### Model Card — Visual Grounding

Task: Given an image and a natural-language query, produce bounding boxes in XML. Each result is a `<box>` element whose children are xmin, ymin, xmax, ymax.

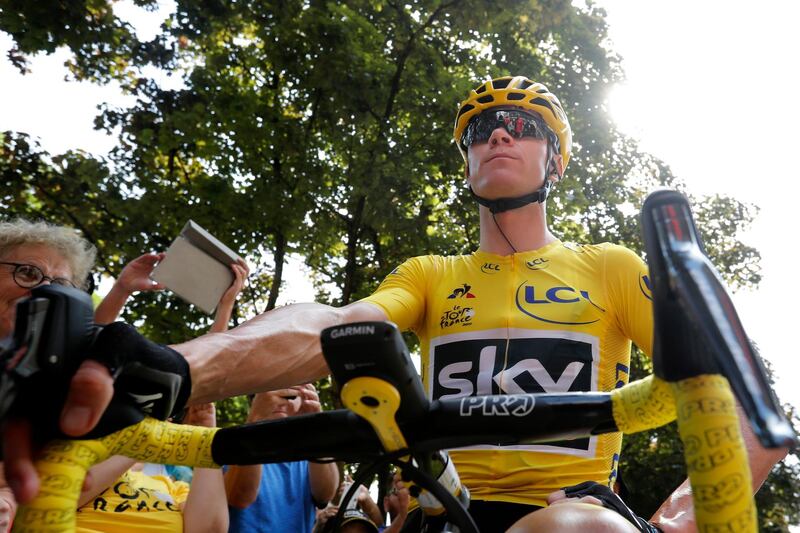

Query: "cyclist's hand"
<box><xmin>648</xmin><ymin>502</ymin><xmax>695</xmax><ymax>533</ymax></box>
<box><xmin>116</xmin><ymin>253</ymin><xmax>166</xmax><ymax>294</ymax></box>
<box><xmin>2</xmin><ymin>359</ymin><xmax>114</xmax><ymax>504</ymax></box>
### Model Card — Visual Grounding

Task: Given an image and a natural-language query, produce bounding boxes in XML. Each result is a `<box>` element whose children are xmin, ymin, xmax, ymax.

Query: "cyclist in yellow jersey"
<box><xmin>6</xmin><ymin>77</ymin><xmax>788</xmax><ymax>532</ymax></box>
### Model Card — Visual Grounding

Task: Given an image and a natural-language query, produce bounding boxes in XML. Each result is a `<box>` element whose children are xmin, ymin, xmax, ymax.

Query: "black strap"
<box><xmin>469</xmin><ymin>180</ymin><xmax>552</xmax><ymax>214</ymax></box>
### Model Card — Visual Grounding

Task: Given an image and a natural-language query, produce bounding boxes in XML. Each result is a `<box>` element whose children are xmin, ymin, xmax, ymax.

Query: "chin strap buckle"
<box><xmin>470</xmin><ymin>180</ymin><xmax>552</xmax><ymax>214</ymax></box>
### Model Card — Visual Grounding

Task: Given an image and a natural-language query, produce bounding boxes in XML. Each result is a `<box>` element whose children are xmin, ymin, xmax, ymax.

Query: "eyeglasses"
<box><xmin>0</xmin><ymin>261</ymin><xmax>77</xmax><ymax>289</ymax></box>
<box><xmin>461</xmin><ymin>108</ymin><xmax>554</xmax><ymax>149</ymax></box>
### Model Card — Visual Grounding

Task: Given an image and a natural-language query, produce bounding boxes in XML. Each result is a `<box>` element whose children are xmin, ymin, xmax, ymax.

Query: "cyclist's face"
<box><xmin>0</xmin><ymin>244</ymin><xmax>73</xmax><ymax>338</ymax></box>
<box><xmin>466</xmin><ymin>125</ymin><xmax>552</xmax><ymax>200</ymax></box>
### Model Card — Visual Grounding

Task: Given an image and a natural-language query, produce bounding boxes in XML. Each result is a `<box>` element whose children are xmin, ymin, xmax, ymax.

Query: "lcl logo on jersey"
<box><xmin>431</xmin><ymin>334</ymin><xmax>596</xmax><ymax>452</ymax></box>
<box><xmin>481</xmin><ymin>262</ymin><xmax>501</xmax><ymax>274</ymax></box>
<box><xmin>514</xmin><ymin>282</ymin><xmax>605</xmax><ymax>325</ymax></box>
<box><xmin>525</xmin><ymin>257</ymin><xmax>549</xmax><ymax>271</ymax></box>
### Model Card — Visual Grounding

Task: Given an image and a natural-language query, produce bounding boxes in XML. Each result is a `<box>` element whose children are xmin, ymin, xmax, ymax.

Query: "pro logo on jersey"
<box><xmin>515</xmin><ymin>282</ymin><xmax>605</xmax><ymax>325</ymax></box>
<box><xmin>447</xmin><ymin>283</ymin><xmax>476</xmax><ymax>299</ymax></box>
<box><xmin>430</xmin><ymin>330</ymin><xmax>599</xmax><ymax>455</ymax></box>
<box><xmin>481</xmin><ymin>262</ymin><xmax>501</xmax><ymax>274</ymax></box>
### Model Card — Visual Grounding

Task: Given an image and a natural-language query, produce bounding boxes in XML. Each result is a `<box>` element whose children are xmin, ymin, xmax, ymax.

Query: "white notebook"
<box><xmin>150</xmin><ymin>221</ymin><xmax>242</xmax><ymax>314</ymax></box>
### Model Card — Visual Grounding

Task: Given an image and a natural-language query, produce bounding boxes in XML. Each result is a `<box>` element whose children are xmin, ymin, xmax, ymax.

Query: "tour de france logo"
<box><xmin>440</xmin><ymin>305</ymin><xmax>475</xmax><ymax>328</ymax></box>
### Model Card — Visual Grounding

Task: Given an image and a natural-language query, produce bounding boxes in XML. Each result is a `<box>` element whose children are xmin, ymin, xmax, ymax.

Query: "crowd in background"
<box><xmin>0</xmin><ymin>217</ymin><xmax>409</xmax><ymax>533</ymax></box>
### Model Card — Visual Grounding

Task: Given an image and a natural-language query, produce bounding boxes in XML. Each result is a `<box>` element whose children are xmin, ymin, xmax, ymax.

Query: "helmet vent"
<box><xmin>477</xmin><ymin>95</ymin><xmax>494</xmax><ymax>104</ymax></box>
<box><xmin>493</xmin><ymin>78</ymin><xmax>511</xmax><ymax>89</ymax></box>
<box><xmin>475</xmin><ymin>85</ymin><xmax>488</xmax><ymax>94</ymax></box>
<box><xmin>456</xmin><ymin>104</ymin><xmax>475</xmax><ymax>121</ymax></box>
<box><xmin>531</xmin><ymin>97</ymin><xmax>555</xmax><ymax>114</ymax></box>
<box><xmin>507</xmin><ymin>92</ymin><xmax>525</xmax><ymax>101</ymax></box>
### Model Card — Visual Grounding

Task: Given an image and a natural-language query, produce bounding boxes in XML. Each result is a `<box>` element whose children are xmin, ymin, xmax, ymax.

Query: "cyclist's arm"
<box><xmin>177</xmin><ymin>301</ymin><xmax>387</xmax><ymax>404</ymax></box>
<box><xmin>650</xmin><ymin>402</ymin><xmax>789</xmax><ymax>531</ymax></box>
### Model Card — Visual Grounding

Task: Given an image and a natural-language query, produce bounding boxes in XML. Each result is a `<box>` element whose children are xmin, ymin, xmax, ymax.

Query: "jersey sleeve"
<box><xmin>603</xmin><ymin>245</ymin><xmax>654</xmax><ymax>356</ymax></box>
<box><xmin>359</xmin><ymin>256</ymin><xmax>429</xmax><ymax>333</ymax></box>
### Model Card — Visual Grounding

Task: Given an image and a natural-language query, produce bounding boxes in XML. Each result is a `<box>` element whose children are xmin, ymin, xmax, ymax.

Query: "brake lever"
<box><xmin>0</xmin><ymin>286</ymin><xmax>100</xmax><ymax>440</ymax></box>
<box><xmin>641</xmin><ymin>188</ymin><xmax>796</xmax><ymax>448</ymax></box>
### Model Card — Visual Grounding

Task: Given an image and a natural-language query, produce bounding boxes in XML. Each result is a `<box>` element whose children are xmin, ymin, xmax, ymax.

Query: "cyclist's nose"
<box><xmin>489</xmin><ymin>127</ymin><xmax>513</xmax><ymax>145</ymax></box>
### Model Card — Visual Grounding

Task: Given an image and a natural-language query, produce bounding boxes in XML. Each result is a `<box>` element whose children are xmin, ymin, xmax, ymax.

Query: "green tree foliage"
<box><xmin>1</xmin><ymin>0</ymin><xmax>796</xmax><ymax>527</ymax></box>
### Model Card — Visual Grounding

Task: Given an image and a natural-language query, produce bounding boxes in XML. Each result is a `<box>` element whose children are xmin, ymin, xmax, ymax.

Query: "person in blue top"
<box><xmin>224</xmin><ymin>385</ymin><xmax>339</xmax><ymax>532</ymax></box>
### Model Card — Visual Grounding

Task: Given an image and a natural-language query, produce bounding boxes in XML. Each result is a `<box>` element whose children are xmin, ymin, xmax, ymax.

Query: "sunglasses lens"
<box><xmin>462</xmin><ymin>109</ymin><xmax>547</xmax><ymax>148</ymax></box>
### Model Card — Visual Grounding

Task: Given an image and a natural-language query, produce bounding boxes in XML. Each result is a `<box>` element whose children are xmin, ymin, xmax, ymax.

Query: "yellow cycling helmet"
<box><xmin>454</xmin><ymin>76</ymin><xmax>572</xmax><ymax>171</ymax></box>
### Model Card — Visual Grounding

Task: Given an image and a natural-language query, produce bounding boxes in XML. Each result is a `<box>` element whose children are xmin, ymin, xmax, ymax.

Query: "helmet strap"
<box><xmin>469</xmin><ymin>182</ymin><xmax>551</xmax><ymax>214</ymax></box>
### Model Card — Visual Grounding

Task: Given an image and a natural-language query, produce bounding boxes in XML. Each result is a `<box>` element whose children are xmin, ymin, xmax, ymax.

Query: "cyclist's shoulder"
<box><xmin>558</xmin><ymin>241</ymin><xmax>644</xmax><ymax>265</ymax></box>
<box><xmin>396</xmin><ymin>253</ymin><xmax>476</xmax><ymax>270</ymax></box>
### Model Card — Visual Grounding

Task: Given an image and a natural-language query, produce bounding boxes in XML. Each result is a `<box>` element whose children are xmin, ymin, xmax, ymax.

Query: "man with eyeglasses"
<box><xmin>4</xmin><ymin>78</ymin><xmax>787</xmax><ymax>532</ymax></box>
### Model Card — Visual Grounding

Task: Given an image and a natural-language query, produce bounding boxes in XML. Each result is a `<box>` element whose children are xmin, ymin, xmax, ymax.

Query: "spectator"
<box><xmin>0</xmin><ymin>218</ymin><xmax>97</xmax><ymax>531</ymax></box>
<box><xmin>312</xmin><ymin>475</ymin><xmax>408</xmax><ymax>533</ymax></box>
<box><xmin>72</xmin><ymin>249</ymin><xmax>248</xmax><ymax>532</ymax></box>
<box><xmin>75</xmin><ymin>402</ymin><xmax>227</xmax><ymax>532</ymax></box>
<box><xmin>225</xmin><ymin>385</ymin><xmax>339</xmax><ymax>532</ymax></box>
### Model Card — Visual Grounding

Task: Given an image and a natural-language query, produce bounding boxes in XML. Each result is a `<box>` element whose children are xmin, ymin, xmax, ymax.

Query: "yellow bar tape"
<box><xmin>670</xmin><ymin>375</ymin><xmax>756</xmax><ymax>533</ymax></box>
<box><xmin>610</xmin><ymin>374</ymin><xmax>677</xmax><ymax>433</ymax></box>
<box><xmin>13</xmin><ymin>418</ymin><xmax>219</xmax><ymax>533</ymax></box>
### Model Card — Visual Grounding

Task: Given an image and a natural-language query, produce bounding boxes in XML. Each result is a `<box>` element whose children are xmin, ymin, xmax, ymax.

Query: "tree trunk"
<box><xmin>266</xmin><ymin>230</ymin><xmax>287</xmax><ymax>311</ymax></box>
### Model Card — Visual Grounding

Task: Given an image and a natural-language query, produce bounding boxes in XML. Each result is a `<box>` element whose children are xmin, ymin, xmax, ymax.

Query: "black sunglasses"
<box><xmin>461</xmin><ymin>108</ymin><xmax>553</xmax><ymax>149</ymax></box>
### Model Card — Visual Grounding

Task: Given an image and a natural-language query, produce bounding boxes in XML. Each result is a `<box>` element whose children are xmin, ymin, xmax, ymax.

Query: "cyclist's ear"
<box><xmin>548</xmin><ymin>154</ymin><xmax>564</xmax><ymax>183</ymax></box>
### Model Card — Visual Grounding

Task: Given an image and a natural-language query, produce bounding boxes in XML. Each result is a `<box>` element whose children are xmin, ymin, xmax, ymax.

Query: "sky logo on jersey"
<box><xmin>431</xmin><ymin>334</ymin><xmax>595</xmax><ymax>452</ymax></box>
<box><xmin>639</xmin><ymin>274</ymin><xmax>652</xmax><ymax>301</ymax></box>
<box><xmin>480</xmin><ymin>262</ymin><xmax>501</xmax><ymax>274</ymax></box>
<box><xmin>514</xmin><ymin>282</ymin><xmax>605</xmax><ymax>325</ymax></box>
<box><xmin>447</xmin><ymin>283</ymin><xmax>476</xmax><ymax>299</ymax></box>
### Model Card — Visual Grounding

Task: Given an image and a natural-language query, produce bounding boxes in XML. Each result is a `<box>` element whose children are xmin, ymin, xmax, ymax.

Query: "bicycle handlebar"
<box><xmin>14</xmin><ymin>372</ymin><xmax>747</xmax><ymax>532</ymax></box>
<box><xmin>9</xmin><ymin>190</ymin><xmax>797</xmax><ymax>532</ymax></box>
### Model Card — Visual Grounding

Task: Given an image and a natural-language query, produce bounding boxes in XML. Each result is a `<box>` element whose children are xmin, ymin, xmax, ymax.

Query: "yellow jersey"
<box><xmin>361</xmin><ymin>240</ymin><xmax>654</xmax><ymax>506</ymax></box>
<box><xmin>76</xmin><ymin>468</ymin><xmax>190</xmax><ymax>533</ymax></box>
